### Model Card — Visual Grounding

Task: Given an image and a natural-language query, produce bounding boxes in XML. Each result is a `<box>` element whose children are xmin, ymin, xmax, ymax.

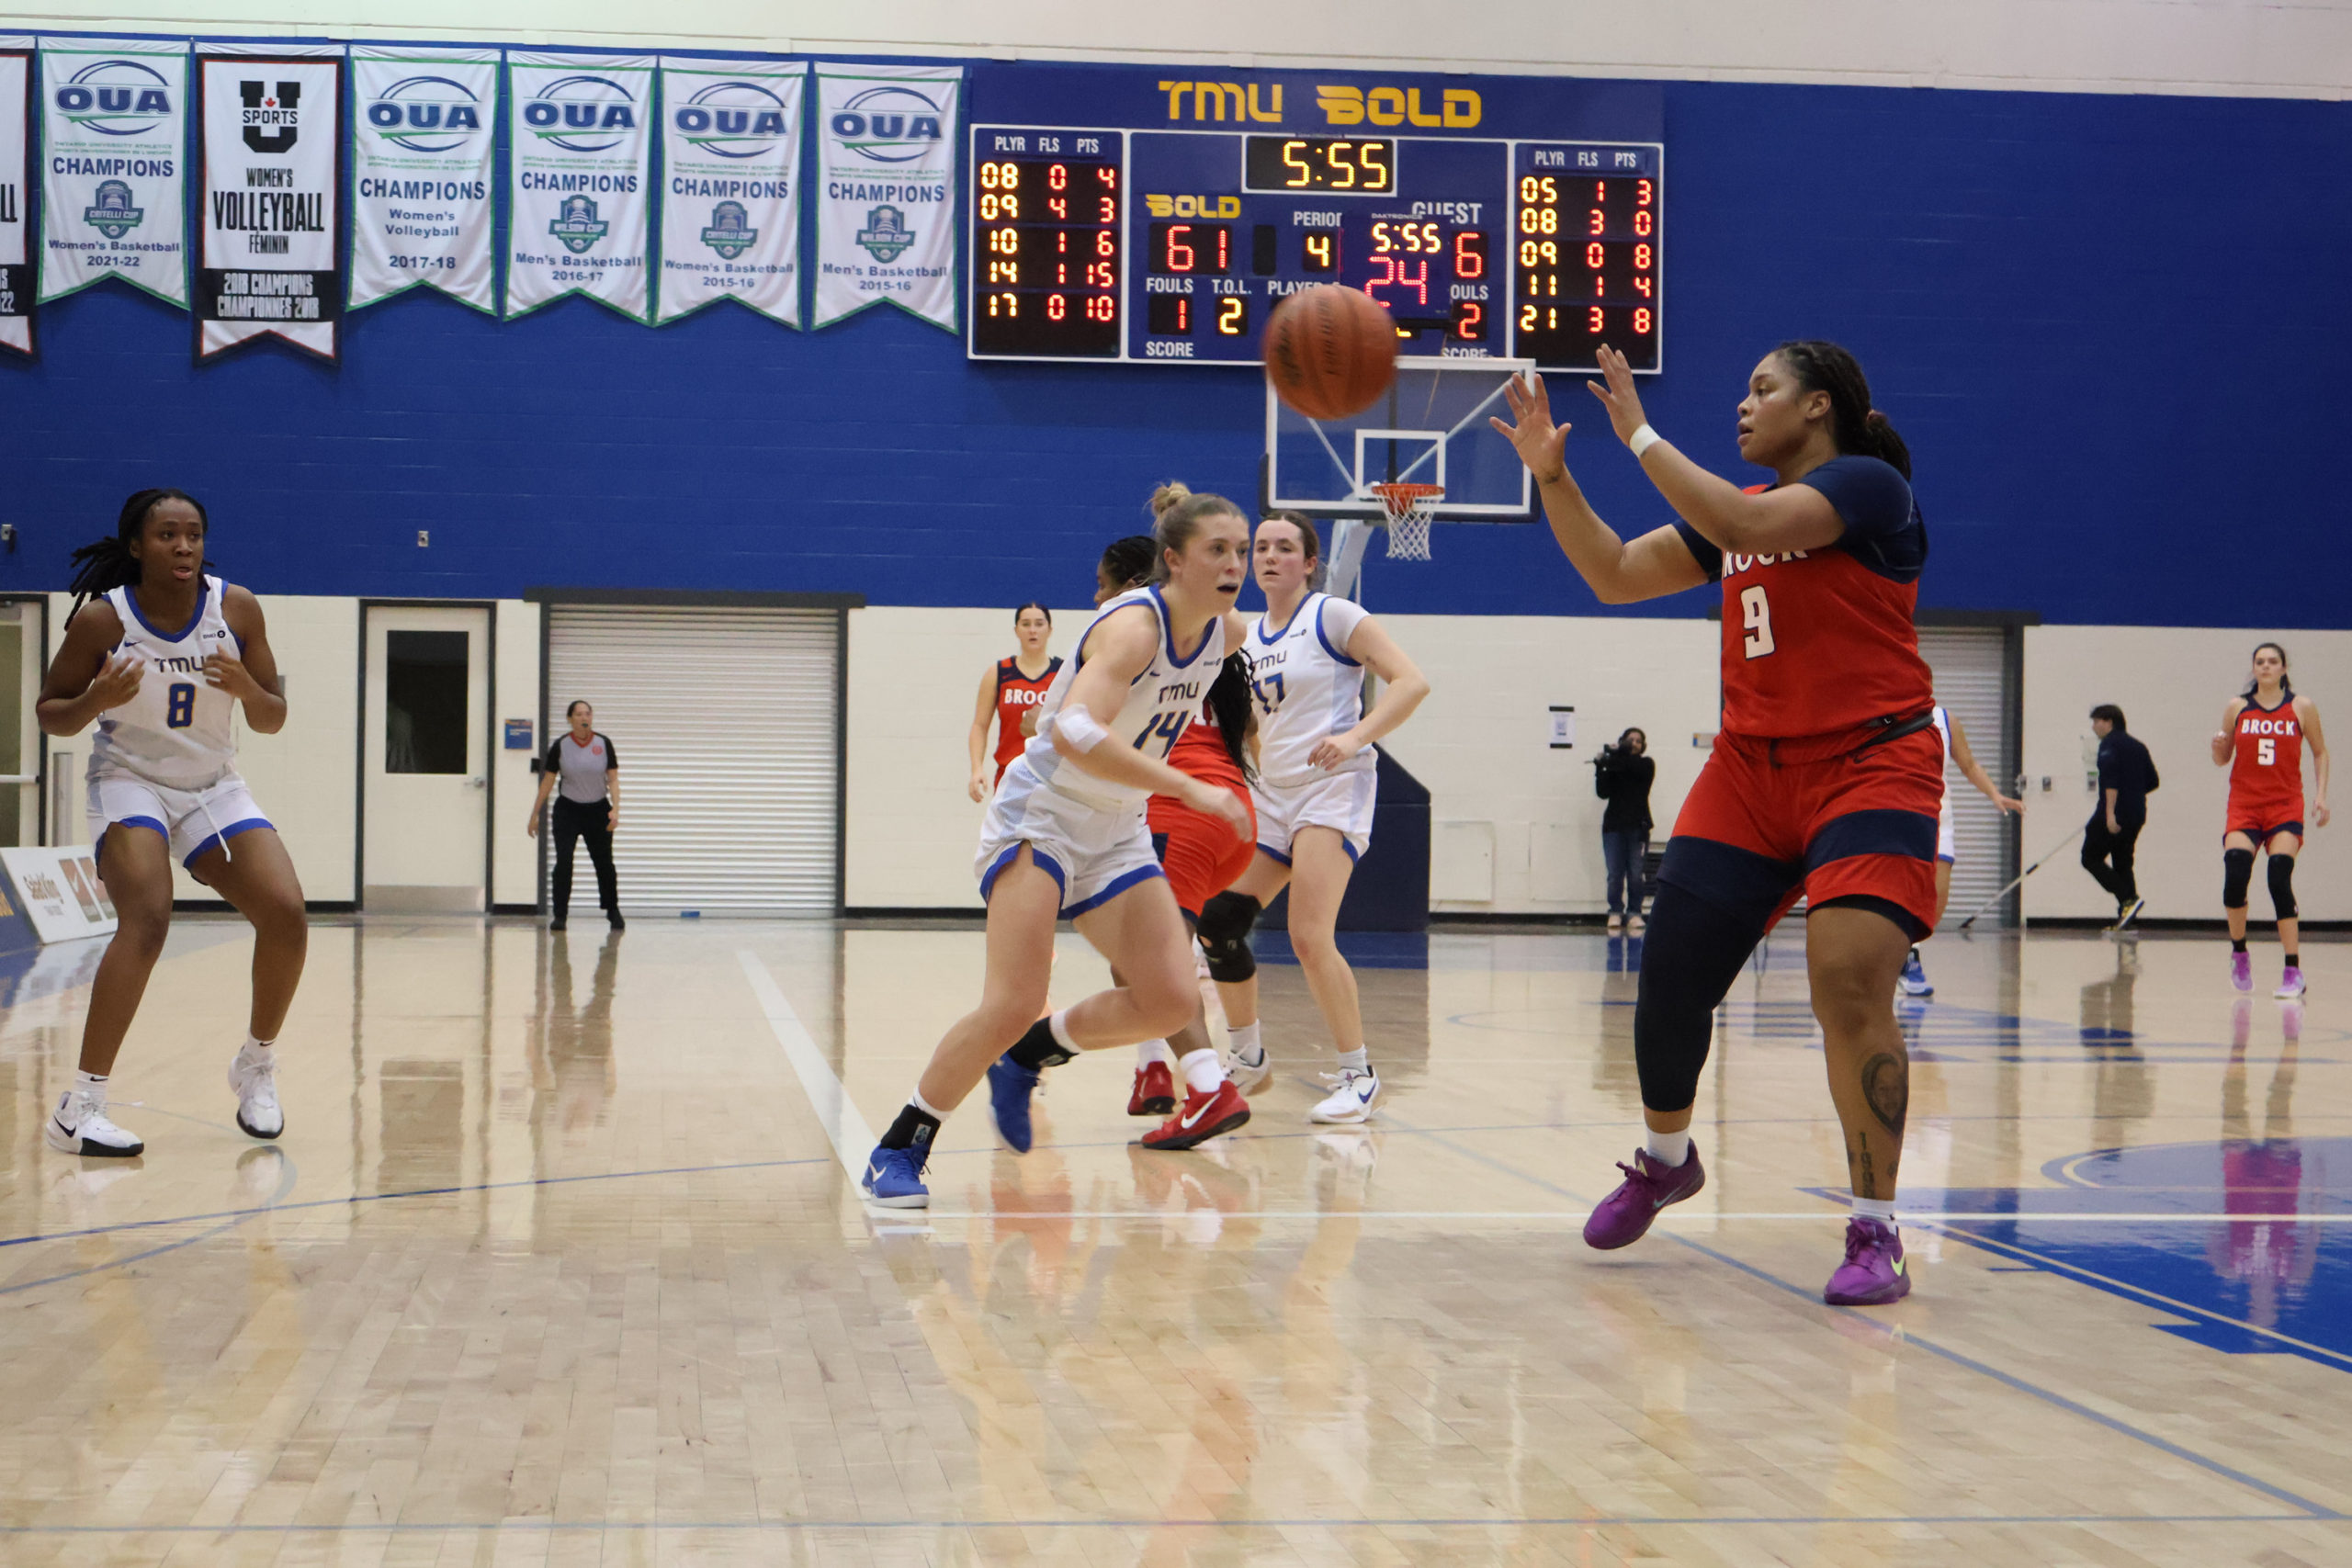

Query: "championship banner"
<box><xmin>350</xmin><ymin>45</ymin><xmax>498</xmax><ymax>313</ymax></box>
<box><xmin>37</xmin><ymin>37</ymin><xmax>188</xmax><ymax>309</ymax></box>
<box><xmin>0</xmin><ymin>42</ymin><xmax>33</xmax><ymax>355</ymax></box>
<box><xmin>505</xmin><ymin>51</ymin><xmax>653</xmax><ymax>322</ymax></box>
<box><xmin>811</xmin><ymin>62</ymin><xmax>958</xmax><ymax>332</ymax></box>
<box><xmin>196</xmin><ymin>51</ymin><xmax>343</xmax><ymax>360</ymax></box>
<box><xmin>655</xmin><ymin>56</ymin><xmax>803</xmax><ymax>328</ymax></box>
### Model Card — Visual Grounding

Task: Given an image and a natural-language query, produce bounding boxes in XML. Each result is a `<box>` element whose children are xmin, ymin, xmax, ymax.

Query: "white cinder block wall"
<box><xmin>2020</xmin><ymin>626</ymin><xmax>2346</xmax><ymax>924</ymax></box>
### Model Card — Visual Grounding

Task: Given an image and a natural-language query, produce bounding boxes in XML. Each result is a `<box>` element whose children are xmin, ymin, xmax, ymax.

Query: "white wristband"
<box><xmin>1628</xmin><ymin>423</ymin><xmax>1663</xmax><ymax>458</ymax></box>
<box><xmin>1048</xmin><ymin>707</ymin><xmax>1108</xmax><ymax>753</ymax></box>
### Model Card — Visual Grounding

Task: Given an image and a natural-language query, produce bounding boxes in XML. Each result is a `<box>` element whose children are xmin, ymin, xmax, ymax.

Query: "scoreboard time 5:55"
<box><xmin>964</xmin><ymin>63</ymin><xmax>1665</xmax><ymax>373</ymax></box>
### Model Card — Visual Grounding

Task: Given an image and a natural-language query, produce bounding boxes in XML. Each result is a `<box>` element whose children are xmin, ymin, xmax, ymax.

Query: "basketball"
<box><xmin>1261</xmin><ymin>285</ymin><xmax>1398</xmax><ymax>421</ymax></box>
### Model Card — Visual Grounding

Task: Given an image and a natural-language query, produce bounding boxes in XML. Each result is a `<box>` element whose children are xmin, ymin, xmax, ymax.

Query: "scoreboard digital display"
<box><xmin>967</xmin><ymin>107</ymin><xmax>1660</xmax><ymax>372</ymax></box>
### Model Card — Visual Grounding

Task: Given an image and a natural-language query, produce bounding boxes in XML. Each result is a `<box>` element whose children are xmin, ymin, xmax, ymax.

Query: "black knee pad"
<box><xmin>1634</xmin><ymin>883</ymin><xmax>1766</xmax><ymax>1114</ymax></box>
<box><xmin>2268</xmin><ymin>853</ymin><xmax>2298</xmax><ymax>921</ymax></box>
<box><xmin>1195</xmin><ymin>892</ymin><xmax>1261</xmax><ymax>982</ymax></box>
<box><xmin>2223</xmin><ymin>847</ymin><xmax>2256</xmax><ymax>909</ymax></box>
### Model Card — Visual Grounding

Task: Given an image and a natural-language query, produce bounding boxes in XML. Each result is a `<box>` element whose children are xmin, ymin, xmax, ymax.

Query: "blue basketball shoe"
<box><xmin>861</xmin><ymin>1140</ymin><xmax>931</xmax><ymax>1208</ymax></box>
<box><xmin>988</xmin><ymin>1055</ymin><xmax>1041</xmax><ymax>1154</ymax></box>
<box><xmin>1898</xmin><ymin>946</ymin><xmax>1933</xmax><ymax>998</ymax></box>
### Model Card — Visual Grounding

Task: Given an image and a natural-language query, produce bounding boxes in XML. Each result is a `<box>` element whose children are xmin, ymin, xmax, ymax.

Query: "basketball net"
<box><xmin>1369</xmin><ymin>482</ymin><xmax>1442</xmax><ymax>562</ymax></box>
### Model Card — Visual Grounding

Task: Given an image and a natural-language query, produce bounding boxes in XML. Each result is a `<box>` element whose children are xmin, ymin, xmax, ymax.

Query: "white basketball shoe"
<box><xmin>46</xmin><ymin>1086</ymin><xmax>144</xmax><ymax>1156</ymax></box>
<box><xmin>229</xmin><ymin>1041</ymin><xmax>284</xmax><ymax>1140</ymax></box>
<box><xmin>1308</xmin><ymin>1066</ymin><xmax>1381</xmax><ymax>1124</ymax></box>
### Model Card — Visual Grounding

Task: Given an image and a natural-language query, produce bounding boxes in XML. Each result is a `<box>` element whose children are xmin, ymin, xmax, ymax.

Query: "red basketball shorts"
<box><xmin>1148</xmin><ymin>794</ymin><xmax>1259</xmax><ymax>919</ymax></box>
<box><xmin>1660</xmin><ymin>725</ymin><xmax>1943</xmax><ymax>939</ymax></box>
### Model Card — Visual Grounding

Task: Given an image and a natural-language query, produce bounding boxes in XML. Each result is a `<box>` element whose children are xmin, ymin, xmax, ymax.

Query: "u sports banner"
<box><xmin>506</xmin><ymin>51</ymin><xmax>652</xmax><ymax>321</ymax></box>
<box><xmin>196</xmin><ymin>51</ymin><xmax>343</xmax><ymax>360</ymax></box>
<box><xmin>656</xmin><ymin>56</ymin><xmax>804</xmax><ymax>327</ymax></box>
<box><xmin>811</xmin><ymin>62</ymin><xmax>958</xmax><ymax>332</ymax></box>
<box><xmin>38</xmin><ymin>37</ymin><xmax>188</xmax><ymax>309</ymax></box>
<box><xmin>0</xmin><ymin>42</ymin><xmax>32</xmax><ymax>355</ymax></box>
<box><xmin>349</xmin><ymin>45</ymin><xmax>498</xmax><ymax>313</ymax></box>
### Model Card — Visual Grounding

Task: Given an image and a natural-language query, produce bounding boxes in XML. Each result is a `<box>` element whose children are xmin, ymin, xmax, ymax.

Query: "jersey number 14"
<box><xmin>1740</xmin><ymin>586</ymin><xmax>1775</xmax><ymax>660</ymax></box>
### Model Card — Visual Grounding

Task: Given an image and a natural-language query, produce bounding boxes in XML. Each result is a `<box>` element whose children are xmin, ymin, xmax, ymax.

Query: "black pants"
<box><xmin>552</xmin><ymin>795</ymin><xmax>619</xmax><ymax>914</ymax></box>
<box><xmin>2081</xmin><ymin>812</ymin><xmax>2143</xmax><ymax>906</ymax></box>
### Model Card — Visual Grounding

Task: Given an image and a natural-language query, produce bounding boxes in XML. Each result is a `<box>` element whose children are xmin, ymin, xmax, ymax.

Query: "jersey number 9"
<box><xmin>165</xmin><ymin>682</ymin><xmax>197</xmax><ymax>728</ymax></box>
<box><xmin>1739</xmin><ymin>586</ymin><xmax>1776</xmax><ymax>660</ymax></box>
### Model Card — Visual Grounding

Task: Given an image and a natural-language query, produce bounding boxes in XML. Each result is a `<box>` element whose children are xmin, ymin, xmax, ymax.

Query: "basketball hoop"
<box><xmin>1370</xmin><ymin>482</ymin><xmax>1442</xmax><ymax>561</ymax></box>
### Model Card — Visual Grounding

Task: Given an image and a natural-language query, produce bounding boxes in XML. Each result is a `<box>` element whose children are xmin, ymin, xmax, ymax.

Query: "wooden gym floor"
<box><xmin>0</xmin><ymin>916</ymin><xmax>2344</xmax><ymax>1565</ymax></box>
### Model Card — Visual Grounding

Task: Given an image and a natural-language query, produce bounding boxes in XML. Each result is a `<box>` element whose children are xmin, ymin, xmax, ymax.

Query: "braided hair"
<box><xmin>1770</xmin><ymin>341</ymin><xmax>1911</xmax><ymax>479</ymax></box>
<box><xmin>1098</xmin><ymin>535</ymin><xmax>1158</xmax><ymax>593</ymax></box>
<box><xmin>1202</xmin><ymin>651</ymin><xmax>1256</xmax><ymax>783</ymax></box>
<box><xmin>66</xmin><ymin>488</ymin><xmax>209</xmax><ymax>623</ymax></box>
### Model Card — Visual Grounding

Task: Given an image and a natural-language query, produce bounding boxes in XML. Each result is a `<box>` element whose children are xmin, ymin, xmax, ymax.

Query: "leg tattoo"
<box><xmin>1860</xmin><ymin>1052</ymin><xmax>1909</xmax><ymax>1138</ymax></box>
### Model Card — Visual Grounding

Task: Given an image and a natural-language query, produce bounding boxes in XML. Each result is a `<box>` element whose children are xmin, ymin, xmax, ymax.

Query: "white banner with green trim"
<box><xmin>505</xmin><ymin>51</ymin><xmax>652</xmax><ymax>321</ymax></box>
<box><xmin>38</xmin><ymin>37</ymin><xmax>189</xmax><ymax>308</ymax></box>
<box><xmin>350</xmin><ymin>45</ymin><xmax>499</xmax><ymax>313</ymax></box>
<box><xmin>811</xmin><ymin>62</ymin><xmax>957</xmax><ymax>332</ymax></box>
<box><xmin>655</xmin><ymin>56</ymin><xmax>804</xmax><ymax>327</ymax></box>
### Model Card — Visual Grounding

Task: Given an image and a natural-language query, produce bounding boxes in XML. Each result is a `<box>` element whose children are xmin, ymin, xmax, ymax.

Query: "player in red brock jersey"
<box><xmin>2211</xmin><ymin>641</ymin><xmax>2330</xmax><ymax>998</ymax></box>
<box><xmin>1493</xmin><ymin>341</ymin><xmax>1938</xmax><ymax>1306</ymax></box>
<box><xmin>968</xmin><ymin>603</ymin><xmax>1062</xmax><ymax>800</ymax></box>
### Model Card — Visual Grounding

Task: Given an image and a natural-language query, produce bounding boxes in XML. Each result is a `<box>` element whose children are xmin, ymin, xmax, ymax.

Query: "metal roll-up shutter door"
<box><xmin>1918</xmin><ymin>626</ymin><xmax>2017</xmax><ymax>926</ymax></box>
<box><xmin>546</xmin><ymin>606</ymin><xmax>840</xmax><ymax>915</ymax></box>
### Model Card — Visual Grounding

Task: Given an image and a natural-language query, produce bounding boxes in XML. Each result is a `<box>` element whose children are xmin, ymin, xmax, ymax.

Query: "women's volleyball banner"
<box><xmin>811</xmin><ymin>62</ymin><xmax>958</xmax><ymax>332</ymax></box>
<box><xmin>350</xmin><ymin>46</ymin><xmax>498</xmax><ymax>313</ymax></box>
<box><xmin>506</xmin><ymin>51</ymin><xmax>653</xmax><ymax>322</ymax></box>
<box><xmin>655</xmin><ymin>57</ymin><xmax>804</xmax><ymax>327</ymax></box>
<box><xmin>38</xmin><ymin>37</ymin><xmax>189</xmax><ymax>309</ymax></box>
<box><xmin>0</xmin><ymin>43</ymin><xmax>33</xmax><ymax>355</ymax></box>
<box><xmin>195</xmin><ymin>51</ymin><xmax>344</xmax><ymax>360</ymax></box>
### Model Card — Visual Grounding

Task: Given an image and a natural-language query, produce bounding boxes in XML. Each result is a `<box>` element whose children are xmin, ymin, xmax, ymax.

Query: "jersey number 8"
<box><xmin>165</xmin><ymin>682</ymin><xmax>197</xmax><ymax>729</ymax></box>
<box><xmin>1740</xmin><ymin>586</ymin><xmax>1776</xmax><ymax>660</ymax></box>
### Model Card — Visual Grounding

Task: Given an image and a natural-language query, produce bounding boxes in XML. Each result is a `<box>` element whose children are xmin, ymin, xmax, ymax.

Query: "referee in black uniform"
<box><xmin>528</xmin><ymin>700</ymin><xmax>625</xmax><ymax>931</ymax></box>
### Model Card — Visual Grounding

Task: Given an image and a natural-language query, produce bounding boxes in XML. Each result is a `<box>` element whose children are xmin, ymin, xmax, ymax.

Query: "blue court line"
<box><xmin>0</xmin><ymin>1511</ymin><xmax>2327</xmax><ymax>1536</ymax></box>
<box><xmin>1370</xmin><ymin>1100</ymin><xmax>2343</xmax><ymax>1522</ymax></box>
<box><xmin>2</xmin><ymin>1147</ymin><xmax>301</xmax><ymax>1299</ymax></box>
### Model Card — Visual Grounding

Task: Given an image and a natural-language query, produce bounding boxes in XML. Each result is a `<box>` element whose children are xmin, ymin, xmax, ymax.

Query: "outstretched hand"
<box><xmin>1585</xmin><ymin>344</ymin><xmax>1650</xmax><ymax>444</ymax></box>
<box><xmin>1488</xmin><ymin>373</ymin><xmax>1569</xmax><ymax>484</ymax></box>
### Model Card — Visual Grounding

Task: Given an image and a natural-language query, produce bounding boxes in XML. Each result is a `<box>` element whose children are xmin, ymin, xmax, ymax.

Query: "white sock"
<box><xmin>1227</xmin><ymin>1021</ymin><xmax>1263</xmax><ymax>1064</ymax></box>
<box><xmin>243</xmin><ymin>1033</ymin><xmax>274</xmax><ymax>1055</ymax></box>
<box><xmin>1852</xmin><ymin>1196</ymin><xmax>1897</xmax><ymax>1224</ymax></box>
<box><xmin>1645</xmin><ymin>1127</ymin><xmax>1691</xmax><ymax>1167</ymax></box>
<box><xmin>910</xmin><ymin>1088</ymin><xmax>947</xmax><ymax>1120</ymax></box>
<box><xmin>1136</xmin><ymin>1038</ymin><xmax>1174</xmax><ymax>1069</ymax></box>
<box><xmin>74</xmin><ymin>1068</ymin><xmax>108</xmax><ymax>1094</ymax></box>
<box><xmin>1046</xmin><ymin>1008</ymin><xmax>1079</xmax><ymax>1053</ymax></box>
<box><xmin>1337</xmin><ymin>1047</ymin><xmax>1369</xmax><ymax>1076</ymax></box>
<box><xmin>1179</xmin><ymin>1047</ymin><xmax>1225</xmax><ymax>1095</ymax></box>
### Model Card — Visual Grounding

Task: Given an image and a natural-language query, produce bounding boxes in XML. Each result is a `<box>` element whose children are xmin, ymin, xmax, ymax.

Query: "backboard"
<box><xmin>1265</xmin><ymin>356</ymin><xmax>1535</xmax><ymax>521</ymax></box>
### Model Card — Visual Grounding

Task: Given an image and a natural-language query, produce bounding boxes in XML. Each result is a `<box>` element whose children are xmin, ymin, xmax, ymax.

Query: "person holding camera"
<box><xmin>1596</xmin><ymin>728</ymin><xmax>1656</xmax><ymax>933</ymax></box>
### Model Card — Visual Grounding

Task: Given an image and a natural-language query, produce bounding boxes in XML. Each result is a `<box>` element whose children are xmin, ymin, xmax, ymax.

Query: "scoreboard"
<box><xmin>965</xmin><ymin>72</ymin><xmax>1663</xmax><ymax>374</ymax></box>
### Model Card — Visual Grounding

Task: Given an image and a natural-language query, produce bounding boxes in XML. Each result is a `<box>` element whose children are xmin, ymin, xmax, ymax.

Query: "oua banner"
<box><xmin>811</xmin><ymin>62</ymin><xmax>957</xmax><ymax>332</ymax></box>
<box><xmin>0</xmin><ymin>41</ymin><xmax>33</xmax><ymax>355</ymax></box>
<box><xmin>654</xmin><ymin>56</ymin><xmax>804</xmax><ymax>327</ymax></box>
<box><xmin>349</xmin><ymin>45</ymin><xmax>499</xmax><ymax>313</ymax></box>
<box><xmin>38</xmin><ymin>36</ymin><xmax>189</xmax><ymax>309</ymax></box>
<box><xmin>194</xmin><ymin>47</ymin><xmax>344</xmax><ymax>360</ymax></box>
<box><xmin>505</xmin><ymin>51</ymin><xmax>653</xmax><ymax>321</ymax></box>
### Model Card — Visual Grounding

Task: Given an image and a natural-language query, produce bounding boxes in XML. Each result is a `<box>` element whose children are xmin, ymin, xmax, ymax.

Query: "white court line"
<box><xmin>902</xmin><ymin>1210</ymin><xmax>2352</xmax><ymax>1224</ymax></box>
<box><xmin>737</xmin><ymin>950</ymin><xmax>875</xmax><ymax>1187</ymax></box>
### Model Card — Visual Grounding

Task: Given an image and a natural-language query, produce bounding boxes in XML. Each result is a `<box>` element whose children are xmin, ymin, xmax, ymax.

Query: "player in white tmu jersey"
<box><xmin>1200</xmin><ymin>513</ymin><xmax>1430</xmax><ymax>1124</ymax></box>
<box><xmin>861</xmin><ymin>494</ymin><xmax>1255</xmax><ymax>1208</ymax></box>
<box><xmin>36</xmin><ymin>490</ymin><xmax>308</xmax><ymax>1157</ymax></box>
<box><xmin>1897</xmin><ymin>703</ymin><xmax>2023</xmax><ymax>998</ymax></box>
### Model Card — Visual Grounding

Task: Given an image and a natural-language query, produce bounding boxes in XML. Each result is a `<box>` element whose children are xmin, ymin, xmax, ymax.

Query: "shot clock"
<box><xmin>965</xmin><ymin>116</ymin><xmax>1659</xmax><ymax>371</ymax></box>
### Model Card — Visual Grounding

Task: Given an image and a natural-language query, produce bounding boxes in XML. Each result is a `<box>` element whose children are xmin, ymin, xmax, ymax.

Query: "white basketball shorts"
<box><xmin>1253</xmin><ymin>766</ymin><xmax>1378</xmax><ymax>864</ymax></box>
<box><xmin>976</xmin><ymin>759</ymin><xmax>1167</xmax><ymax>917</ymax></box>
<box><xmin>1937</xmin><ymin>794</ymin><xmax>1957</xmax><ymax>863</ymax></box>
<box><xmin>89</xmin><ymin>767</ymin><xmax>274</xmax><ymax>876</ymax></box>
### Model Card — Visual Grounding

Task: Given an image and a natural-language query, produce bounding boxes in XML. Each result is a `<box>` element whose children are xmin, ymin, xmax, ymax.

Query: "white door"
<box><xmin>364</xmin><ymin>605</ymin><xmax>490</xmax><ymax>911</ymax></box>
<box><xmin>1918</xmin><ymin>626</ymin><xmax>2018</xmax><ymax>926</ymax></box>
<box><xmin>0</xmin><ymin>598</ymin><xmax>43</xmax><ymax>846</ymax></box>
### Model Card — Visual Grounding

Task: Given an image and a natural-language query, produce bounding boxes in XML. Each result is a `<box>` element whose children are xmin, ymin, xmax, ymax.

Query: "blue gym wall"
<box><xmin>2</xmin><ymin>69</ymin><xmax>2341</xmax><ymax>626</ymax></box>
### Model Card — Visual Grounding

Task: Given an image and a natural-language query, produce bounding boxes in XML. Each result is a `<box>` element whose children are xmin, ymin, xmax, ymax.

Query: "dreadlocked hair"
<box><xmin>1770</xmin><ymin>340</ymin><xmax>1911</xmax><ymax>479</ymax></box>
<box><xmin>1149</xmin><ymin>491</ymin><xmax>1246</xmax><ymax>583</ymax></box>
<box><xmin>1099</xmin><ymin>535</ymin><xmax>1159</xmax><ymax>593</ymax></box>
<box><xmin>67</xmin><ymin>488</ymin><xmax>209</xmax><ymax>624</ymax></box>
<box><xmin>1203</xmin><ymin>651</ymin><xmax>1256</xmax><ymax>784</ymax></box>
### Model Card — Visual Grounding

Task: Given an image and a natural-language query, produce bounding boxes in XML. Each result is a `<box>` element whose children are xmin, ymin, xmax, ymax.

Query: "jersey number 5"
<box><xmin>2258</xmin><ymin>737</ymin><xmax>2277</xmax><ymax>765</ymax></box>
<box><xmin>165</xmin><ymin>682</ymin><xmax>196</xmax><ymax>728</ymax></box>
<box><xmin>1740</xmin><ymin>585</ymin><xmax>1776</xmax><ymax>660</ymax></box>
